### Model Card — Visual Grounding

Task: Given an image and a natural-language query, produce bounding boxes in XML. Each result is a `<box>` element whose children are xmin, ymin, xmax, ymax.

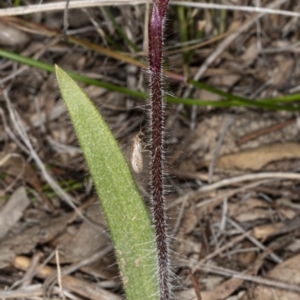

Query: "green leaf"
<box><xmin>55</xmin><ymin>66</ymin><xmax>159</xmax><ymax>300</ymax></box>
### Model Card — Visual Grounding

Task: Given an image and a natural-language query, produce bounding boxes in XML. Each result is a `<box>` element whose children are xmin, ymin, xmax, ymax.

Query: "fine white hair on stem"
<box><xmin>0</xmin><ymin>0</ymin><xmax>297</xmax><ymax>17</ymax></box>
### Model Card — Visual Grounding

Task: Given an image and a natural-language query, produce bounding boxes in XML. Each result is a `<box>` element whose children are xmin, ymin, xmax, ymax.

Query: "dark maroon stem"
<box><xmin>148</xmin><ymin>1</ymin><xmax>170</xmax><ymax>300</ymax></box>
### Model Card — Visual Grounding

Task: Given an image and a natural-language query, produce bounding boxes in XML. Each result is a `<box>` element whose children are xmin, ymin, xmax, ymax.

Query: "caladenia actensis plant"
<box><xmin>148</xmin><ymin>0</ymin><xmax>171</xmax><ymax>300</ymax></box>
<box><xmin>55</xmin><ymin>1</ymin><xmax>172</xmax><ymax>300</ymax></box>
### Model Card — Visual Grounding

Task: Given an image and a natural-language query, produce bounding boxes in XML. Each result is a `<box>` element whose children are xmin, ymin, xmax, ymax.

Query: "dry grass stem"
<box><xmin>199</xmin><ymin>172</ymin><xmax>300</xmax><ymax>193</ymax></box>
<box><xmin>3</xmin><ymin>89</ymin><xmax>84</xmax><ymax>216</ymax></box>
<box><xmin>186</xmin><ymin>261</ymin><xmax>300</xmax><ymax>293</ymax></box>
<box><xmin>1</xmin><ymin>0</ymin><xmax>300</xmax><ymax>17</ymax></box>
<box><xmin>55</xmin><ymin>250</ymin><xmax>66</xmax><ymax>300</ymax></box>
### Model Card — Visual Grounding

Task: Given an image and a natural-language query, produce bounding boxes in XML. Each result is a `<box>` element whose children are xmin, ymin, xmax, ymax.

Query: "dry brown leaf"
<box><xmin>239</xmin><ymin>40</ymin><xmax>260</xmax><ymax>67</ymax></box>
<box><xmin>1</xmin><ymin>153</ymin><xmax>43</xmax><ymax>194</ymax></box>
<box><xmin>207</xmin><ymin>277</ymin><xmax>245</xmax><ymax>300</ymax></box>
<box><xmin>229</xmin><ymin>199</ymin><xmax>271</xmax><ymax>222</ymax></box>
<box><xmin>56</xmin><ymin>204</ymin><xmax>110</xmax><ymax>263</ymax></box>
<box><xmin>253</xmin><ymin>222</ymin><xmax>284</xmax><ymax>240</ymax></box>
<box><xmin>287</xmin><ymin>239</ymin><xmax>300</xmax><ymax>253</ymax></box>
<box><xmin>238</xmin><ymin>251</ymin><xmax>258</xmax><ymax>268</ymax></box>
<box><xmin>271</xmin><ymin>55</ymin><xmax>294</xmax><ymax>87</ymax></box>
<box><xmin>0</xmin><ymin>213</ymin><xmax>72</xmax><ymax>269</ymax></box>
<box><xmin>250</xmin><ymin>253</ymin><xmax>300</xmax><ymax>300</ymax></box>
<box><xmin>181</xmin><ymin>207</ymin><xmax>199</xmax><ymax>234</ymax></box>
<box><xmin>176</xmin><ymin>234</ymin><xmax>202</xmax><ymax>259</ymax></box>
<box><xmin>178</xmin><ymin>277</ymin><xmax>245</xmax><ymax>300</ymax></box>
<box><xmin>232</xmin><ymin>209</ymin><xmax>272</xmax><ymax>223</ymax></box>
<box><xmin>0</xmin><ymin>186</ymin><xmax>30</xmax><ymax>239</ymax></box>
<box><xmin>277</xmin><ymin>207</ymin><xmax>297</xmax><ymax>219</ymax></box>
<box><xmin>179</xmin><ymin>112</ymin><xmax>298</xmax><ymax>171</ymax></box>
<box><xmin>216</xmin><ymin>143</ymin><xmax>300</xmax><ymax>171</ymax></box>
<box><xmin>205</xmin><ymin>276</ymin><xmax>224</xmax><ymax>291</ymax></box>
<box><xmin>270</xmin><ymin>218</ymin><xmax>300</xmax><ymax>237</ymax></box>
<box><xmin>237</xmin><ymin>241</ymin><xmax>258</xmax><ymax>268</ymax></box>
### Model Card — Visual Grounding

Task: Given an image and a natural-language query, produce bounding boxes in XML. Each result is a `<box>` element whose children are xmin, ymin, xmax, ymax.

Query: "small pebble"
<box><xmin>0</xmin><ymin>22</ymin><xmax>29</xmax><ymax>48</ymax></box>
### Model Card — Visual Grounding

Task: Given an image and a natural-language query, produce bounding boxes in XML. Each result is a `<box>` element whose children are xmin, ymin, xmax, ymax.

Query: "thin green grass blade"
<box><xmin>189</xmin><ymin>80</ymin><xmax>300</xmax><ymax>110</ymax></box>
<box><xmin>177</xmin><ymin>5</ymin><xmax>190</xmax><ymax>76</ymax></box>
<box><xmin>55</xmin><ymin>66</ymin><xmax>159</xmax><ymax>300</ymax></box>
<box><xmin>257</xmin><ymin>94</ymin><xmax>300</xmax><ymax>103</ymax></box>
<box><xmin>1</xmin><ymin>49</ymin><xmax>299</xmax><ymax>111</ymax></box>
<box><xmin>13</xmin><ymin>0</ymin><xmax>21</xmax><ymax>6</ymax></box>
<box><xmin>0</xmin><ymin>49</ymin><xmax>145</xmax><ymax>98</ymax></box>
<box><xmin>166</xmin><ymin>96</ymin><xmax>300</xmax><ymax>111</ymax></box>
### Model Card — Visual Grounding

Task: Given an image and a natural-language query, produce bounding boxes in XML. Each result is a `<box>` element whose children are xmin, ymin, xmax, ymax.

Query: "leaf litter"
<box><xmin>1</xmin><ymin>1</ymin><xmax>300</xmax><ymax>299</ymax></box>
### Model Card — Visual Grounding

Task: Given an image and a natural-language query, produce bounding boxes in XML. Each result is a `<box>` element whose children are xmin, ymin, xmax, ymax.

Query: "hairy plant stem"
<box><xmin>148</xmin><ymin>1</ymin><xmax>170</xmax><ymax>299</ymax></box>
